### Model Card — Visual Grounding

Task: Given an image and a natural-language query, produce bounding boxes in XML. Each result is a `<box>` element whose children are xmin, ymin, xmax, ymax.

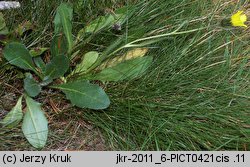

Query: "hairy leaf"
<box><xmin>44</xmin><ymin>54</ymin><xmax>69</xmax><ymax>80</ymax></box>
<box><xmin>3</xmin><ymin>42</ymin><xmax>36</xmax><ymax>72</ymax></box>
<box><xmin>22</xmin><ymin>96</ymin><xmax>48</xmax><ymax>149</ymax></box>
<box><xmin>74</xmin><ymin>51</ymin><xmax>99</xmax><ymax>74</ymax></box>
<box><xmin>24</xmin><ymin>73</ymin><xmax>41</xmax><ymax>97</ymax></box>
<box><xmin>52</xmin><ymin>80</ymin><xmax>110</xmax><ymax>110</ymax></box>
<box><xmin>1</xmin><ymin>96</ymin><xmax>23</xmax><ymax>128</ymax></box>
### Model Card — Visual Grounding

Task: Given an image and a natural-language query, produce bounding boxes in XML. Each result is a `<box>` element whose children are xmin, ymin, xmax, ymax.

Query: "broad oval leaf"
<box><xmin>74</xmin><ymin>51</ymin><xmax>99</xmax><ymax>74</ymax></box>
<box><xmin>3</xmin><ymin>42</ymin><xmax>36</xmax><ymax>72</ymax></box>
<box><xmin>1</xmin><ymin>96</ymin><xmax>23</xmax><ymax>128</ymax></box>
<box><xmin>22</xmin><ymin>96</ymin><xmax>48</xmax><ymax>149</ymax></box>
<box><xmin>24</xmin><ymin>73</ymin><xmax>41</xmax><ymax>97</ymax></box>
<box><xmin>44</xmin><ymin>54</ymin><xmax>70</xmax><ymax>80</ymax></box>
<box><xmin>92</xmin><ymin>56</ymin><xmax>153</xmax><ymax>81</ymax></box>
<box><xmin>52</xmin><ymin>80</ymin><xmax>110</xmax><ymax>110</ymax></box>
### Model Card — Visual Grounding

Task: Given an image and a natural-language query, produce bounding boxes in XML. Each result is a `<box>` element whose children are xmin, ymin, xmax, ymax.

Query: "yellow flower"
<box><xmin>231</xmin><ymin>11</ymin><xmax>247</xmax><ymax>27</ymax></box>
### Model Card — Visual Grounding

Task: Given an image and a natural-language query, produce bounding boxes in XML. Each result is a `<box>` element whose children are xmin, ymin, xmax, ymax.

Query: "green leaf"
<box><xmin>54</xmin><ymin>3</ymin><xmax>73</xmax><ymax>34</ymax></box>
<box><xmin>74</xmin><ymin>51</ymin><xmax>99</xmax><ymax>74</ymax></box>
<box><xmin>52</xmin><ymin>80</ymin><xmax>110</xmax><ymax>110</ymax></box>
<box><xmin>77</xmin><ymin>14</ymin><xmax>115</xmax><ymax>40</ymax></box>
<box><xmin>24</xmin><ymin>73</ymin><xmax>41</xmax><ymax>97</ymax></box>
<box><xmin>54</xmin><ymin>3</ymin><xmax>73</xmax><ymax>53</ymax></box>
<box><xmin>1</xmin><ymin>96</ymin><xmax>23</xmax><ymax>128</ymax></box>
<box><xmin>54</xmin><ymin>11</ymin><xmax>62</xmax><ymax>34</ymax></box>
<box><xmin>40</xmin><ymin>78</ymin><xmax>53</xmax><ymax>87</ymax></box>
<box><xmin>29</xmin><ymin>47</ymin><xmax>48</xmax><ymax>57</ymax></box>
<box><xmin>3</xmin><ymin>42</ymin><xmax>36</xmax><ymax>72</ymax></box>
<box><xmin>86</xmin><ymin>15</ymin><xmax>115</xmax><ymax>33</ymax></box>
<box><xmin>50</xmin><ymin>35</ymin><xmax>68</xmax><ymax>57</ymax></box>
<box><xmin>22</xmin><ymin>96</ymin><xmax>48</xmax><ymax>149</ymax></box>
<box><xmin>44</xmin><ymin>54</ymin><xmax>70</xmax><ymax>80</ymax></box>
<box><xmin>92</xmin><ymin>56</ymin><xmax>153</xmax><ymax>81</ymax></box>
<box><xmin>33</xmin><ymin>57</ymin><xmax>46</xmax><ymax>72</ymax></box>
<box><xmin>76</xmin><ymin>5</ymin><xmax>130</xmax><ymax>41</ymax></box>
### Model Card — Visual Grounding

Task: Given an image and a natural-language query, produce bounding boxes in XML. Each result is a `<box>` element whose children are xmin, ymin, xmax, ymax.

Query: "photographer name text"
<box><xmin>1</xmin><ymin>153</ymin><xmax>72</xmax><ymax>164</ymax></box>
